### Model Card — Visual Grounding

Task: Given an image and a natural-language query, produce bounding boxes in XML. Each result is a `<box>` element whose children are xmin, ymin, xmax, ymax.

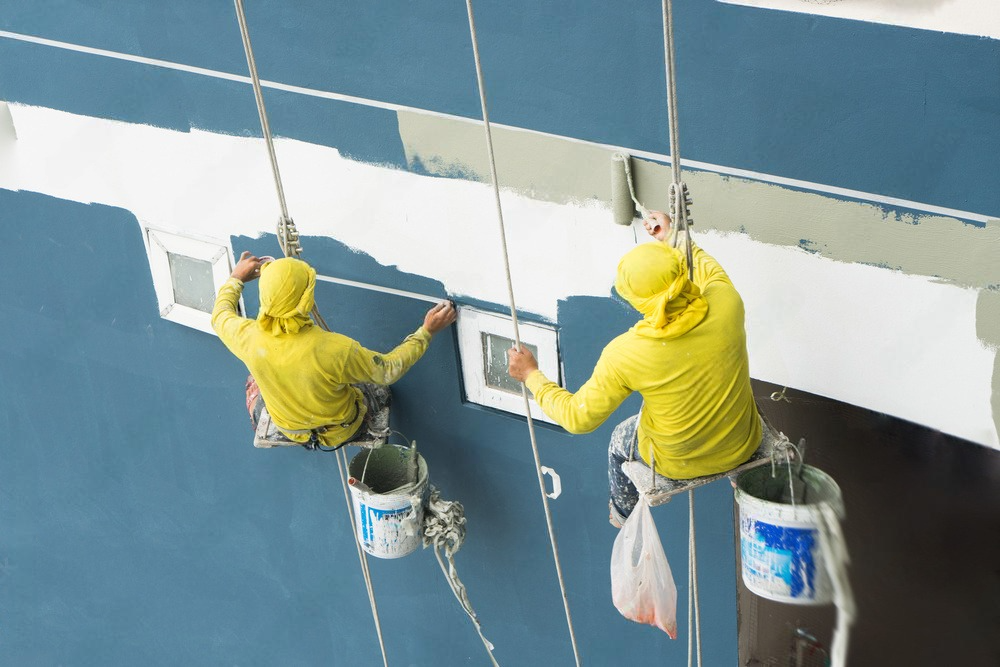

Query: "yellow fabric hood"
<box><xmin>615</xmin><ymin>242</ymin><xmax>708</xmax><ymax>339</ymax></box>
<box><xmin>256</xmin><ymin>257</ymin><xmax>316</xmax><ymax>335</ymax></box>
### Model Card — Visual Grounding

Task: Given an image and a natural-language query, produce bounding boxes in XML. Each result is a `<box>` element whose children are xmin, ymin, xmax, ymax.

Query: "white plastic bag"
<box><xmin>610</xmin><ymin>495</ymin><xmax>678</xmax><ymax>638</ymax></box>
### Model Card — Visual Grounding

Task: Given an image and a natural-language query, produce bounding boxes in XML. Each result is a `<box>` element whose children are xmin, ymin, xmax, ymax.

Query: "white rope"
<box><xmin>232</xmin><ymin>3</ymin><xmax>387</xmax><ymax>664</ymax></box>
<box><xmin>423</xmin><ymin>487</ymin><xmax>500</xmax><ymax>666</ymax></box>
<box><xmin>233</xmin><ymin>0</ymin><xmax>289</xmax><ymax>224</ymax></box>
<box><xmin>336</xmin><ymin>448</ymin><xmax>390</xmax><ymax>667</ymax></box>
<box><xmin>660</xmin><ymin>0</ymin><xmax>694</xmax><ymax>278</ymax></box>
<box><xmin>463</xmin><ymin>2</ymin><xmax>581</xmax><ymax>665</ymax></box>
<box><xmin>686</xmin><ymin>490</ymin><xmax>702</xmax><ymax>667</ymax></box>
<box><xmin>659</xmin><ymin>2</ymin><xmax>703</xmax><ymax>659</ymax></box>
<box><xmin>817</xmin><ymin>503</ymin><xmax>855</xmax><ymax>667</ymax></box>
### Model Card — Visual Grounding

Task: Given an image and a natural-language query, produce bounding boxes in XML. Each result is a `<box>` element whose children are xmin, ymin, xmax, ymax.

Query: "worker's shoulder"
<box><xmin>704</xmin><ymin>280</ymin><xmax>745</xmax><ymax>314</ymax></box>
<box><xmin>307</xmin><ymin>326</ymin><xmax>359</xmax><ymax>349</ymax></box>
<box><xmin>601</xmin><ymin>329</ymin><xmax>641</xmax><ymax>358</ymax></box>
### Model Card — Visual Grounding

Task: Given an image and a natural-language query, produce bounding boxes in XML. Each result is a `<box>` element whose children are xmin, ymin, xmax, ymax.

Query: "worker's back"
<box><xmin>224</xmin><ymin>322</ymin><xmax>363</xmax><ymax>433</ymax></box>
<box><xmin>605</xmin><ymin>266</ymin><xmax>761</xmax><ymax>479</ymax></box>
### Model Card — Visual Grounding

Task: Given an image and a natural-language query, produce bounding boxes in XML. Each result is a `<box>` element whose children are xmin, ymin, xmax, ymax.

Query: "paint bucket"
<box><xmin>734</xmin><ymin>464</ymin><xmax>844</xmax><ymax>605</ymax></box>
<box><xmin>347</xmin><ymin>444</ymin><xmax>429</xmax><ymax>559</ymax></box>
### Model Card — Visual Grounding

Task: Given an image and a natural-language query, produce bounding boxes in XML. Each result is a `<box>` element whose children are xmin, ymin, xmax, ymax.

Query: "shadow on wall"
<box><xmin>741</xmin><ymin>380</ymin><xmax>1000</xmax><ymax>666</ymax></box>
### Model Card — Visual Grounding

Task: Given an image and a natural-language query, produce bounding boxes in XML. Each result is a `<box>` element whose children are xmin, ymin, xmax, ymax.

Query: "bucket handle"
<box><xmin>541</xmin><ymin>466</ymin><xmax>562</xmax><ymax>500</ymax></box>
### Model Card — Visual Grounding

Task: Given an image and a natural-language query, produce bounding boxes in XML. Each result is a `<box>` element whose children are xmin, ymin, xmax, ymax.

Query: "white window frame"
<box><xmin>456</xmin><ymin>306</ymin><xmax>561</xmax><ymax>424</ymax></box>
<box><xmin>143</xmin><ymin>226</ymin><xmax>237</xmax><ymax>334</ymax></box>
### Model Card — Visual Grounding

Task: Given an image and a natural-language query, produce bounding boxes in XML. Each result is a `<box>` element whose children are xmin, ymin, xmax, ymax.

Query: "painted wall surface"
<box><xmin>0</xmin><ymin>190</ymin><xmax>739</xmax><ymax>664</ymax></box>
<box><xmin>0</xmin><ymin>0</ymin><xmax>998</xmax><ymax>663</ymax></box>
<box><xmin>720</xmin><ymin>0</ymin><xmax>1000</xmax><ymax>39</ymax></box>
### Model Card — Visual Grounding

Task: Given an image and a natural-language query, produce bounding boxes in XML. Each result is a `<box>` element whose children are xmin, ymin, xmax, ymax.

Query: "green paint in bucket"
<box><xmin>348</xmin><ymin>444</ymin><xmax>429</xmax><ymax>559</ymax></box>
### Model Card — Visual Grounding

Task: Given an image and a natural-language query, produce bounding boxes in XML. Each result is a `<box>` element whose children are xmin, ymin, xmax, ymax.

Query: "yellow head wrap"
<box><xmin>256</xmin><ymin>257</ymin><xmax>316</xmax><ymax>335</ymax></box>
<box><xmin>614</xmin><ymin>242</ymin><xmax>708</xmax><ymax>339</ymax></box>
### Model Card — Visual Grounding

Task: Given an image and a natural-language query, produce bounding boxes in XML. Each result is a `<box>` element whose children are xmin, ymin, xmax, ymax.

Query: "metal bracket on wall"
<box><xmin>541</xmin><ymin>466</ymin><xmax>562</xmax><ymax>500</ymax></box>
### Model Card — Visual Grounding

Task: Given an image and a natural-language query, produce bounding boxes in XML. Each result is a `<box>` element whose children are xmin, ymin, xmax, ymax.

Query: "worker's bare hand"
<box><xmin>507</xmin><ymin>346</ymin><xmax>539</xmax><ymax>383</ymax></box>
<box><xmin>231</xmin><ymin>251</ymin><xmax>266</xmax><ymax>282</ymax></box>
<box><xmin>423</xmin><ymin>300</ymin><xmax>457</xmax><ymax>335</ymax></box>
<box><xmin>643</xmin><ymin>210</ymin><xmax>672</xmax><ymax>242</ymax></box>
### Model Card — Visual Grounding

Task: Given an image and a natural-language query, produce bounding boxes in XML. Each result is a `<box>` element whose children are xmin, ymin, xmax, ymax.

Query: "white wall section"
<box><xmin>719</xmin><ymin>0</ymin><xmax>1000</xmax><ymax>39</ymax></box>
<box><xmin>0</xmin><ymin>103</ymin><xmax>995</xmax><ymax>448</ymax></box>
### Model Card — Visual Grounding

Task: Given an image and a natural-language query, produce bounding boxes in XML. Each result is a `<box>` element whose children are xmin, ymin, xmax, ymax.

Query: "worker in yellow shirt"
<box><xmin>213</xmin><ymin>252</ymin><xmax>456</xmax><ymax>451</ymax></box>
<box><xmin>508</xmin><ymin>211</ymin><xmax>761</xmax><ymax>526</ymax></box>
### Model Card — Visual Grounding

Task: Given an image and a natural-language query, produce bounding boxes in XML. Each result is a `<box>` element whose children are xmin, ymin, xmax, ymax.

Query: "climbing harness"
<box><xmin>463</xmin><ymin>1</ymin><xmax>581</xmax><ymax>665</ymax></box>
<box><xmin>233</xmin><ymin>2</ymin><xmax>388</xmax><ymax>664</ymax></box>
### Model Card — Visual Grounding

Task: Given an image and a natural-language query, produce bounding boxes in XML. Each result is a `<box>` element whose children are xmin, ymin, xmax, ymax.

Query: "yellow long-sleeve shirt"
<box><xmin>212</xmin><ymin>277</ymin><xmax>431</xmax><ymax>447</ymax></box>
<box><xmin>525</xmin><ymin>243</ymin><xmax>761</xmax><ymax>479</ymax></box>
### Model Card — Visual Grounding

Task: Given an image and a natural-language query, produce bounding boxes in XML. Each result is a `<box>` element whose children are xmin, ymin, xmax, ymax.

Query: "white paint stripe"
<box><xmin>315</xmin><ymin>274</ymin><xmax>442</xmax><ymax>305</ymax></box>
<box><xmin>0</xmin><ymin>29</ymin><xmax>994</xmax><ymax>224</ymax></box>
<box><xmin>2</xmin><ymin>103</ymin><xmax>995</xmax><ymax>448</ymax></box>
<box><xmin>718</xmin><ymin>0</ymin><xmax>1000</xmax><ymax>41</ymax></box>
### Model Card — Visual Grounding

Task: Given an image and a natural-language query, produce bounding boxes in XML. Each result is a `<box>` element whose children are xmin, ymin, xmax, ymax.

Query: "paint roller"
<box><xmin>611</xmin><ymin>153</ymin><xmax>658</xmax><ymax>231</ymax></box>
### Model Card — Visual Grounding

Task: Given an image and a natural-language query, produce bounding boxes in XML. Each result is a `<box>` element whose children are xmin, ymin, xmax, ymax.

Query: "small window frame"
<box><xmin>144</xmin><ymin>226</ymin><xmax>237</xmax><ymax>334</ymax></box>
<box><xmin>456</xmin><ymin>306</ymin><xmax>561</xmax><ymax>424</ymax></box>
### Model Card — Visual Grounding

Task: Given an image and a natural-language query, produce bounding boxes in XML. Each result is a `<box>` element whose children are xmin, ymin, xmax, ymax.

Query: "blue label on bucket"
<box><xmin>741</xmin><ymin>518</ymin><xmax>817</xmax><ymax>599</ymax></box>
<box><xmin>359</xmin><ymin>504</ymin><xmax>410</xmax><ymax>543</ymax></box>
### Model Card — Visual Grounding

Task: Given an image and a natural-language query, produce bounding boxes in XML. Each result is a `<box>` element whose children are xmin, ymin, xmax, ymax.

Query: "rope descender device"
<box><xmin>277</xmin><ymin>216</ymin><xmax>303</xmax><ymax>258</ymax></box>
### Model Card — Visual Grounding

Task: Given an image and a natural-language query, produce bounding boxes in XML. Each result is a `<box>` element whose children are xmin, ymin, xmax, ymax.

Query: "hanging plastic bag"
<box><xmin>611</xmin><ymin>495</ymin><xmax>678</xmax><ymax>638</ymax></box>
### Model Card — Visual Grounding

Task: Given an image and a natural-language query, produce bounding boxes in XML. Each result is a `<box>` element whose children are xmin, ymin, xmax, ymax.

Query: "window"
<box><xmin>456</xmin><ymin>306</ymin><xmax>560</xmax><ymax>424</ymax></box>
<box><xmin>144</xmin><ymin>227</ymin><xmax>237</xmax><ymax>334</ymax></box>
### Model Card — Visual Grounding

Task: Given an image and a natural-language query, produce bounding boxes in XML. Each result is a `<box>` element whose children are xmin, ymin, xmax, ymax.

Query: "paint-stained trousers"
<box><xmin>247</xmin><ymin>375</ymin><xmax>391</xmax><ymax>449</ymax></box>
<box><xmin>608</xmin><ymin>414</ymin><xmax>643</xmax><ymax>525</ymax></box>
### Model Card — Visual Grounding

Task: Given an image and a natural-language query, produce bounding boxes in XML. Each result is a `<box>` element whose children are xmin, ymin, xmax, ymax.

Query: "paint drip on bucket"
<box><xmin>735</xmin><ymin>464</ymin><xmax>844</xmax><ymax>605</ymax></box>
<box><xmin>348</xmin><ymin>444</ymin><xmax>429</xmax><ymax>559</ymax></box>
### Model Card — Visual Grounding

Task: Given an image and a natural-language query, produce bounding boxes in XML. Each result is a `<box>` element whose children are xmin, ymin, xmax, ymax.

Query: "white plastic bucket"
<box><xmin>734</xmin><ymin>464</ymin><xmax>843</xmax><ymax>605</ymax></box>
<box><xmin>348</xmin><ymin>445</ymin><xmax>428</xmax><ymax>559</ymax></box>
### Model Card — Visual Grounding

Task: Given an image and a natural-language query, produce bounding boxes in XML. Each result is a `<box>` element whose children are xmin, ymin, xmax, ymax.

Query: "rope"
<box><xmin>660</xmin><ymin>0</ymin><xmax>694</xmax><ymax>280</ymax></box>
<box><xmin>335</xmin><ymin>448</ymin><xmax>389</xmax><ymax>667</ymax></box>
<box><xmin>463</xmin><ymin>2</ymin><xmax>581</xmax><ymax>665</ymax></box>
<box><xmin>232</xmin><ymin>3</ymin><xmax>387</xmax><ymax>664</ymax></box>
<box><xmin>423</xmin><ymin>487</ymin><xmax>500</xmax><ymax>666</ymax></box>
<box><xmin>658</xmin><ymin>3</ymin><xmax>703</xmax><ymax>660</ymax></box>
<box><xmin>817</xmin><ymin>503</ymin><xmax>855</xmax><ymax>667</ymax></box>
<box><xmin>686</xmin><ymin>490</ymin><xmax>702</xmax><ymax>667</ymax></box>
<box><xmin>233</xmin><ymin>0</ymin><xmax>290</xmax><ymax>225</ymax></box>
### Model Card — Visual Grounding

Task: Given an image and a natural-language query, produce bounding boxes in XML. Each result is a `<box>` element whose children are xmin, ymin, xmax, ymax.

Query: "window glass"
<box><xmin>168</xmin><ymin>252</ymin><xmax>216</xmax><ymax>314</ymax></box>
<box><xmin>482</xmin><ymin>333</ymin><xmax>537</xmax><ymax>395</ymax></box>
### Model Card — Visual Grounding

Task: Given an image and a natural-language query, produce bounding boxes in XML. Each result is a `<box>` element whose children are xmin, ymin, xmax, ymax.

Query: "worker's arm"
<box><xmin>211</xmin><ymin>251</ymin><xmax>266</xmax><ymax>350</ymax></box>
<box><xmin>511</xmin><ymin>348</ymin><xmax>632</xmax><ymax>434</ymax></box>
<box><xmin>643</xmin><ymin>211</ymin><xmax>732</xmax><ymax>290</ymax></box>
<box><xmin>210</xmin><ymin>276</ymin><xmax>245</xmax><ymax>342</ymax></box>
<box><xmin>340</xmin><ymin>301</ymin><xmax>456</xmax><ymax>386</ymax></box>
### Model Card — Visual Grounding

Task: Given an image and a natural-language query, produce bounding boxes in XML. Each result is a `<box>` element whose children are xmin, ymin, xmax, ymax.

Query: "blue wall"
<box><xmin>2</xmin><ymin>1</ymin><xmax>998</xmax><ymax>663</ymax></box>
<box><xmin>0</xmin><ymin>189</ymin><xmax>737</xmax><ymax>664</ymax></box>
<box><xmin>1</xmin><ymin>0</ymin><xmax>998</xmax><ymax>214</ymax></box>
